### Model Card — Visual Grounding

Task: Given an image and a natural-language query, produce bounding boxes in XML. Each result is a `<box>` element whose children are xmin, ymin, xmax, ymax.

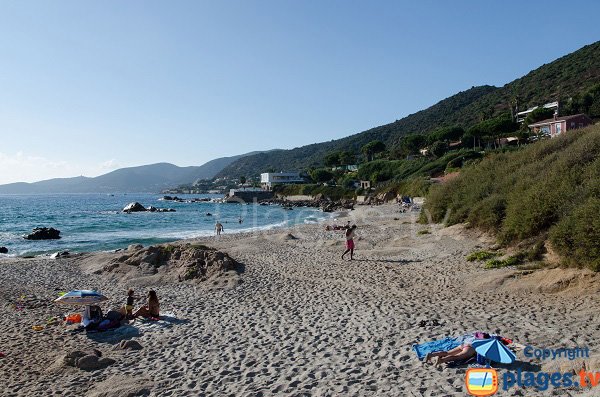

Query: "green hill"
<box><xmin>424</xmin><ymin>123</ymin><xmax>600</xmax><ymax>270</ymax></box>
<box><xmin>218</xmin><ymin>41</ymin><xmax>600</xmax><ymax>178</ymax></box>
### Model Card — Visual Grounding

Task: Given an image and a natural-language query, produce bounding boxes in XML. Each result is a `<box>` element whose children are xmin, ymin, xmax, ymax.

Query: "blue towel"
<box><xmin>412</xmin><ymin>337</ymin><xmax>461</xmax><ymax>360</ymax></box>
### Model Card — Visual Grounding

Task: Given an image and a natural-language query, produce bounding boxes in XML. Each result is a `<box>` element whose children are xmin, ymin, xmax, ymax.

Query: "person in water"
<box><xmin>341</xmin><ymin>225</ymin><xmax>357</xmax><ymax>260</ymax></box>
<box><xmin>133</xmin><ymin>290</ymin><xmax>160</xmax><ymax>319</ymax></box>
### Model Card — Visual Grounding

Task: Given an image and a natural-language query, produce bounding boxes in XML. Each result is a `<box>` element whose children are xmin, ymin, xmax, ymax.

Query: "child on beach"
<box><xmin>342</xmin><ymin>225</ymin><xmax>357</xmax><ymax>260</ymax></box>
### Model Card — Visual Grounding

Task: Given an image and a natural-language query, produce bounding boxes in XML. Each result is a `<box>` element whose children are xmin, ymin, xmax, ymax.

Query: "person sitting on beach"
<box><xmin>133</xmin><ymin>290</ymin><xmax>160</xmax><ymax>319</ymax></box>
<box><xmin>341</xmin><ymin>225</ymin><xmax>357</xmax><ymax>260</ymax></box>
<box><xmin>424</xmin><ymin>331</ymin><xmax>491</xmax><ymax>366</ymax></box>
<box><xmin>124</xmin><ymin>288</ymin><xmax>140</xmax><ymax>319</ymax></box>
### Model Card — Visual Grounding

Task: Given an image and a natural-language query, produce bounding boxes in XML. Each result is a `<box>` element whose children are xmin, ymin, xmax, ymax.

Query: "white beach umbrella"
<box><xmin>54</xmin><ymin>290</ymin><xmax>108</xmax><ymax>306</ymax></box>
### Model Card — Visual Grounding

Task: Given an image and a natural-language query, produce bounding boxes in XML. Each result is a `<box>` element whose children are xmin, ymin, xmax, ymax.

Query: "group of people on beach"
<box><xmin>125</xmin><ymin>289</ymin><xmax>160</xmax><ymax>320</ymax></box>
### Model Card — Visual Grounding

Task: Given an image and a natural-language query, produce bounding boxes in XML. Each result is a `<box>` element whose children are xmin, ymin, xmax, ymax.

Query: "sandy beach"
<box><xmin>1</xmin><ymin>203</ymin><xmax>599</xmax><ymax>396</ymax></box>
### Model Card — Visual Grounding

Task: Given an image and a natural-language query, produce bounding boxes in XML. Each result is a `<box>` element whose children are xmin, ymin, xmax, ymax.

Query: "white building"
<box><xmin>516</xmin><ymin>101</ymin><xmax>559</xmax><ymax>123</ymax></box>
<box><xmin>260</xmin><ymin>172</ymin><xmax>304</xmax><ymax>190</ymax></box>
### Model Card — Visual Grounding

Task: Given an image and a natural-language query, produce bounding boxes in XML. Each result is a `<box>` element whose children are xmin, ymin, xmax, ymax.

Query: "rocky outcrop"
<box><xmin>96</xmin><ymin>243</ymin><xmax>239</xmax><ymax>282</ymax></box>
<box><xmin>0</xmin><ymin>247</ymin><xmax>7</xmax><ymax>254</ymax></box>
<box><xmin>24</xmin><ymin>227</ymin><xmax>61</xmax><ymax>240</ymax></box>
<box><xmin>122</xmin><ymin>202</ymin><xmax>147</xmax><ymax>212</ymax></box>
<box><xmin>259</xmin><ymin>197</ymin><xmax>355</xmax><ymax>212</ymax></box>
<box><xmin>122</xmin><ymin>202</ymin><xmax>175</xmax><ymax>213</ymax></box>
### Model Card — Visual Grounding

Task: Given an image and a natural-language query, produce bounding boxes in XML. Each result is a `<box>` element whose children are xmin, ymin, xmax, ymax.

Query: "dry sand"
<box><xmin>1</xmin><ymin>204</ymin><xmax>599</xmax><ymax>396</ymax></box>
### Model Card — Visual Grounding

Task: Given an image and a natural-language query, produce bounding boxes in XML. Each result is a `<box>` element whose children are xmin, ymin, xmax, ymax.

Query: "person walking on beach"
<box><xmin>342</xmin><ymin>225</ymin><xmax>357</xmax><ymax>260</ymax></box>
<box><xmin>215</xmin><ymin>221</ymin><xmax>224</xmax><ymax>236</ymax></box>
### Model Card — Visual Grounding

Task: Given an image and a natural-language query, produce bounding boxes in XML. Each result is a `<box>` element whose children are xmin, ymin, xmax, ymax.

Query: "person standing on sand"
<box><xmin>215</xmin><ymin>221</ymin><xmax>224</xmax><ymax>236</ymax></box>
<box><xmin>341</xmin><ymin>225</ymin><xmax>357</xmax><ymax>260</ymax></box>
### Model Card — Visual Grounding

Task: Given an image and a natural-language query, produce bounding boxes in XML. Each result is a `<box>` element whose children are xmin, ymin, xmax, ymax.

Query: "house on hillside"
<box><xmin>331</xmin><ymin>165</ymin><xmax>358</xmax><ymax>172</ymax></box>
<box><xmin>528</xmin><ymin>114</ymin><xmax>593</xmax><ymax>138</ymax></box>
<box><xmin>517</xmin><ymin>101</ymin><xmax>559</xmax><ymax>123</ymax></box>
<box><xmin>260</xmin><ymin>172</ymin><xmax>305</xmax><ymax>190</ymax></box>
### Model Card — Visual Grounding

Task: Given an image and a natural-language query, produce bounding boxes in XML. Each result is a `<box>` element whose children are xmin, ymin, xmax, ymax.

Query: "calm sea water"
<box><xmin>0</xmin><ymin>193</ymin><xmax>330</xmax><ymax>256</ymax></box>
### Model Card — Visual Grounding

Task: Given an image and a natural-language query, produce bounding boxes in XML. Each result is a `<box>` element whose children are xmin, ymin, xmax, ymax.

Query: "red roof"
<box><xmin>528</xmin><ymin>113</ymin><xmax>590</xmax><ymax>127</ymax></box>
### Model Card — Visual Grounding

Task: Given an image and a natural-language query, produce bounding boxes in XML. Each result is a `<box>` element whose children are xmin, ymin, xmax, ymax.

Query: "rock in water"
<box><xmin>0</xmin><ymin>247</ymin><xmax>7</xmax><ymax>254</ymax></box>
<box><xmin>122</xmin><ymin>202</ymin><xmax>147</xmax><ymax>212</ymax></box>
<box><xmin>24</xmin><ymin>227</ymin><xmax>61</xmax><ymax>240</ymax></box>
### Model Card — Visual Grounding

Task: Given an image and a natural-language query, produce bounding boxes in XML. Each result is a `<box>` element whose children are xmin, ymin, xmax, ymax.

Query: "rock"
<box><xmin>24</xmin><ymin>227</ymin><xmax>61</xmax><ymax>240</ymax></box>
<box><xmin>123</xmin><ymin>202</ymin><xmax>147</xmax><ymax>212</ymax></box>
<box><xmin>50</xmin><ymin>251</ymin><xmax>70</xmax><ymax>259</ymax></box>
<box><xmin>146</xmin><ymin>206</ymin><xmax>158</xmax><ymax>212</ymax></box>
<box><xmin>117</xmin><ymin>340</ymin><xmax>143</xmax><ymax>350</ymax></box>
<box><xmin>64</xmin><ymin>349</ymin><xmax>104</xmax><ymax>368</ymax></box>
<box><xmin>128</xmin><ymin>244</ymin><xmax>144</xmax><ymax>251</ymax></box>
<box><xmin>0</xmin><ymin>247</ymin><xmax>7</xmax><ymax>254</ymax></box>
<box><xmin>77</xmin><ymin>355</ymin><xmax>115</xmax><ymax>371</ymax></box>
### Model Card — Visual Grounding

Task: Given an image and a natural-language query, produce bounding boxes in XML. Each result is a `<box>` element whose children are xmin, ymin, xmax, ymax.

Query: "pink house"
<box><xmin>528</xmin><ymin>113</ymin><xmax>593</xmax><ymax>138</ymax></box>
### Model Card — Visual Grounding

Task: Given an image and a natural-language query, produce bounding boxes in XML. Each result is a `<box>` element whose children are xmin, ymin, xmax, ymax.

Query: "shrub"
<box><xmin>417</xmin><ymin>229</ymin><xmax>431</xmax><ymax>235</ymax></box>
<box><xmin>423</xmin><ymin>124</ymin><xmax>600</xmax><ymax>270</ymax></box>
<box><xmin>484</xmin><ymin>255</ymin><xmax>521</xmax><ymax>269</ymax></box>
<box><xmin>466</xmin><ymin>251</ymin><xmax>497</xmax><ymax>261</ymax></box>
<box><xmin>549</xmin><ymin>197</ymin><xmax>600</xmax><ymax>271</ymax></box>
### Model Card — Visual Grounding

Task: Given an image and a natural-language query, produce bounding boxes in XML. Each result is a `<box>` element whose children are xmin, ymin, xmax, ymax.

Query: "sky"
<box><xmin>1</xmin><ymin>0</ymin><xmax>599</xmax><ymax>184</ymax></box>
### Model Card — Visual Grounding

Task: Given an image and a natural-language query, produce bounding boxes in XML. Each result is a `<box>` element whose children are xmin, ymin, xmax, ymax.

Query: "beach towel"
<box><xmin>412</xmin><ymin>337</ymin><xmax>461</xmax><ymax>360</ymax></box>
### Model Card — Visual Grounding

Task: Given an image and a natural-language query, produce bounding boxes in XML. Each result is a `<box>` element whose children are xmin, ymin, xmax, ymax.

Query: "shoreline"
<box><xmin>1</xmin><ymin>203</ymin><xmax>599</xmax><ymax>396</ymax></box>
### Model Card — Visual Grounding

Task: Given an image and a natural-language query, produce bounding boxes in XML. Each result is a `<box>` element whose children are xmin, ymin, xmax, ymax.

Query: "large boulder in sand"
<box><xmin>24</xmin><ymin>227</ymin><xmax>61</xmax><ymax>240</ymax></box>
<box><xmin>90</xmin><ymin>243</ymin><xmax>239</xmax><ymax>282</ymax></box>
<box><xmin>122</xmin><ymin>202</ymin><xmax>147</xmax><ymax>212</ymax></box>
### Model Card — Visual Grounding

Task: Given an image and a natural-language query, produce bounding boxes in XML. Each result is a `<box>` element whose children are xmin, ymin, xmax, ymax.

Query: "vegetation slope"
<box><xmin>218</xmin><ymin>41</ymin><xmax>600</xmax><ymax>178</ymax></box>
<box><xmin>423</xmin><ymin>123</ymin><xmax>600</xmax><ymax>270</ymax></box>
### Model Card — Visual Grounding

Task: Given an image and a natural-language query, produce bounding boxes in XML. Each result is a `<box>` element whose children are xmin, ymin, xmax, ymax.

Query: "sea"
<box><xmin>0</xmin><ymin>193</ymin><xmax>331</xmax><ymax>257</ymax></box>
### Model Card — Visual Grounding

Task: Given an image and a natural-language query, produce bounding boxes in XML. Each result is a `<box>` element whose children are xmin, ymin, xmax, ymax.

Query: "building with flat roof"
<box><xmin>260</xmin><ymin>172</ymin><xmax>305</xmax><ymax>190</ymax></box>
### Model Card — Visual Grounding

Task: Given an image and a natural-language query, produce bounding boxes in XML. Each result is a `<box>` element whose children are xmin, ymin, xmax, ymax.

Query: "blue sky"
<box><xmin>1</xmin><ymin>0</ymin><xmax>599</xmax><ymax>183</ymax></box>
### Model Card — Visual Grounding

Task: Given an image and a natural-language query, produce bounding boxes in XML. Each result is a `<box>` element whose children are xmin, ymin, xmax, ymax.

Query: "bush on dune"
<box><xmin>423</xmin><ymin>124</ymin><xmax>600</xmax><ymax>270</ymax></box>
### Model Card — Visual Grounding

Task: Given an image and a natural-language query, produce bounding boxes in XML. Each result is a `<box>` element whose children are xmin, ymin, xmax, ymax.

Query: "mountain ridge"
<box><xmin>0</xmin><ymin>152</ymin><xmax>261</xmax><ymax>194</ymax></box>
<box><xmin>217</xmin><ymin>40</ymin><xmax>600</xmax><ymax>178</ymax></box>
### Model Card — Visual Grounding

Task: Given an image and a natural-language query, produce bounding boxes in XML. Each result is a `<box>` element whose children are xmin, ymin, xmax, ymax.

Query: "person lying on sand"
<box><xmin>424</xmin><ymin>332</ymin><xmax>512</xmax><ymax>367</ymax></box>
<box><xmin>133</xmin><ymin>290</ymin><xmax>160</xmax><ymax>319</ymax></box>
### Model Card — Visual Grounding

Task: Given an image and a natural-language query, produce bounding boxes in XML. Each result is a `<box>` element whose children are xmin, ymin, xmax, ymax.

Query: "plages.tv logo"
<box><xmin>465</xmin><ymin>368</ymin><xmax>498</xmax><ymax>396</ymax></box>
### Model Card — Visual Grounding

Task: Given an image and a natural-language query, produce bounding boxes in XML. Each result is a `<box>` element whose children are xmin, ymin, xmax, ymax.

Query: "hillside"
<box><xmin>219</xmin><ymin>86</ymin><xmax>498</xmax><ymax>177</ymax></box>
<box><xmin>424</xmin><ymin>123</ymin><xmax>600</xmax><ymax>270</ymax></box>
<box><xmin>218</xmin><ymin>40</ymin><xmax>600</xmax><ymax>178</ymax></box>
<box><xmin>0</xmin><ymin>152</ymin><xmax>260</xmax><ymax>194</ymax></box>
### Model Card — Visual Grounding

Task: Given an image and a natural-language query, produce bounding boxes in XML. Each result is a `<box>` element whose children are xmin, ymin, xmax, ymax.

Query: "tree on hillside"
<box><xmin>240</xmin><ymin>176</ymin><xmax>247</xmax><ymax>186</ymax></box>
<box><xmin>430</xmin><ymin>141</ymin><xmax>449</xmax><ymax>158</ymax></box>
<box><xmin>324</xmin><ymin>152</ymin><xmax>341</xmax><ymax>167</ymax></box>
<box><xmin>400</xmin><ymin>134</ymin><xmax>427</xmax><ymax>156</ymax></box>
<box><xmin>524</xmin><ymin>107</ymin><xmax>555</xmax><ymax>125</ymax></box>
<box><xmin>361</xmin><ymin>140</ymin><xmax>386</xmax><ymax>162</ymax></box>
<box><xmin>427</xmin><ymin>126</ymin><xmax>465</xmax><ymax>144</ymax></box>
<box><xmin>338</xmin><ymin>151</ymin><xmax>355</xmax><ymax>165</ymax></box>
<box><xmin>309</xmin><ymin>168</ymin><xmax>334</xmax><ymax>183</ymax></box>
<box><xmin>466</xmin><ymin>113</ymin><xmax>518</xmax><ymax>148</ymax></box>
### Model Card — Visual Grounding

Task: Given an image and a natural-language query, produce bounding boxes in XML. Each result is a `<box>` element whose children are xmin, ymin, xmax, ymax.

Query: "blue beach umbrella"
<box><xmin>472</xmin><ymin>338</ymin><xmax>516</xmax><ymax>364</ymax></box>
<box><xmin>54</xmin><ymin>290</ymin><xmax>108</xmax><ymax>306</ymax></box>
